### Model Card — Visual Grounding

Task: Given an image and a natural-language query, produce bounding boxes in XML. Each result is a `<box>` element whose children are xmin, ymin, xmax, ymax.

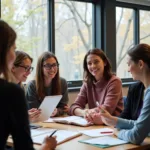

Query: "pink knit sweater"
<box><xmin>70</xmin><ymin>75</ymin><xmax>123</xmax><ymax>116</ymax></box>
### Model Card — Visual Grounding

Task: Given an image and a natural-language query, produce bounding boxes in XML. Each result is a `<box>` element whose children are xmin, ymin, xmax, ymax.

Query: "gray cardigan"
<box><xmin>116</xmin><ymin>86</ymin><xmax>150</xmax><ymax>144</ymax></box>
<box><xmin>25</xmin><ymin>77</ymin><xmax>69</xmax><ymax>116</ymax></box>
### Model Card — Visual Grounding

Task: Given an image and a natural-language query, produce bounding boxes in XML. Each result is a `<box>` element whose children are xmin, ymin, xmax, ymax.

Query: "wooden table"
<box><xmin>7</xmin><ymin>122</ymin><xmax>150</xmax><ymax>150</ymax></box>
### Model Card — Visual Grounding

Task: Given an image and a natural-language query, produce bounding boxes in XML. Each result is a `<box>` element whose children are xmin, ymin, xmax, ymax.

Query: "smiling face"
<box><xmin>127</xmin><ymin>55</ymin><xmax>142</xmax><ymax>81</ymax></box>
<box><xmin>12</xmin><ymin>58</ymin><xmax>32</xmax><ymax>83</ymax></box>
<box><xmin>87</xmin><ymin>54</ymin><xmax>105</xmax><ymax>81</ymax></box>
<box><xmin>43</xmin><ymin>57</ymin><xmax>58</xmax><ymax>81</ymax></box>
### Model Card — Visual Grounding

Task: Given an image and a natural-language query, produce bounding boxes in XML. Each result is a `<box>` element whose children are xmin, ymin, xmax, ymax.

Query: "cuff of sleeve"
<box><xmin>69</xmin><ymin>105</ymin><xmax>82</xmax><ymax>115</ymax></box>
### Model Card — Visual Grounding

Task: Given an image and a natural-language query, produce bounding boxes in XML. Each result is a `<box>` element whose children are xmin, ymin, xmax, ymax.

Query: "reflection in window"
<box><xmin>55</xmin><ymin>0</ymin><xmax>93</xmax><ymax>80</ymax></box>
<box><xmin>116</xmin><ymin>7</ymin><xmax>134</xmax><ymax>78</ymax></box>
<box><xmin>140</xmin><ymin>10</ymin><xmax>150</xmax><ymax>44</ymax></box>
<box><xmin>1</xmin><ymin>0</ymin><xmax>48</xmax><ymax>82</ymax></box>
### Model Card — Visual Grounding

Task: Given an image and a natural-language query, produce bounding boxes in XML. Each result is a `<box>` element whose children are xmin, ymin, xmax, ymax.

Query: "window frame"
<box><xmin>1</xmin><ymin>0</ymin><xmax>150</xmax><ymax>90</ymax></box>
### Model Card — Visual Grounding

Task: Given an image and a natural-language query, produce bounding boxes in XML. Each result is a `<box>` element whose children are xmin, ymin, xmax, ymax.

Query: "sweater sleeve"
<box><xmin>117</xmin><ymin>89</ymin><xmax>150</xmax><ymax>144</ymax></box>
<box><xmin>102</xmin><ymin>78</ymin><xmax>123</xmax><ymax>116</ymax></box>
<box><xmin>69</xmin><ymin>83</ymin><xmax>88</xmax><ymax>115</ymax></box>
<box><xmin>25</xmin><ymin>80</ymin><xmax>41</xmax><ymax>109</ymax></box>
<box><xmin>9</xmin><ymin>84</ymin><xmax>34</xmax><ymax>150</ymax></box>
<box><xmin>57</xmin><ymin>78</ymin><xmax>69</xmax><ymax>116</ymax></box>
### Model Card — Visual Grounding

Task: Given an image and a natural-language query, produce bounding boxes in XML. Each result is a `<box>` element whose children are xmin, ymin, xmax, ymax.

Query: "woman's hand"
<box><xmin>40</xmin><ymin>136</ymin><xmax>57</xmax><ymax>150</ymax></box>
<box><xmin>63</xmin><ymin>104</ymin><xmax>70</xmax><ymax>113</ymax></box>
<box><xmin>51</xmin><ymin>108</ymin><xmax>58</xmax><ymax>117</ymax></box>
<box><xmin>84</xmin><ymin>108</ymin><xmax>103</xmax><ymax>125</ymax></box>
<box><xmin>28</xmin><ymin>108</ymin><xmax>41</xmax><ymax>122</ymax></box>
<box><xmin>99</xmin><ymin>107</ymin><xmax>118</xmax><ymax>127</ymax></box>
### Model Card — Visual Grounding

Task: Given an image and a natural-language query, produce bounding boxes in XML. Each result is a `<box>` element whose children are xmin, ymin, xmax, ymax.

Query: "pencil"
<box><xmin>49</xmin><ymin>130</ymin><xmax>57</xmax><ymax>137</ymax></box>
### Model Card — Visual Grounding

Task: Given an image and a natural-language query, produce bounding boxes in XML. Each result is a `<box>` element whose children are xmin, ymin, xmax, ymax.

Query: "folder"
<box><xmin>79</xmin><ymin>136</ymin><xmax>128</xmax><ymax>148</ymax></box>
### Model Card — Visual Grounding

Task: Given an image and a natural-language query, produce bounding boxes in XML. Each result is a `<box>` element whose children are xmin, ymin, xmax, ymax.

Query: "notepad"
<box><xmin>32</xmin><ymin>130</ymin><xmax>81</xmax><ymax>145</ymax></box>
<box><xmin>79</xmin><ymin>136</ymin><xmax>128</xmax><ymax>148</ymax></box>
<box><xmin>53</xmin><ymin>116</ymin><xmax>92</xmax><ymax>127</ymax></box>
<box><xmin>80</xmin><ymin>128</ymin><xmax>113</xmax><ymax>137</ymax></box>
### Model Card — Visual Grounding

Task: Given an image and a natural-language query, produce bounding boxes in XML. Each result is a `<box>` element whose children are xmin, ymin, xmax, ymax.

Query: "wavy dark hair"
<box><xmin>35</xmin><ymin>51</ymin><xmax>61</xmax><ymax>100</ymax></box>
<box><xmin>0</xmin><ymin>19</ymin><xmax>17</xmax><ymax>81</ymax></box>
<box><xmin>83</xmin><ymin>48</ymin><xmax>113</xmax><ymax>84</ymax></box>
<box><xmin>127</xmin><ymin>43</ymin><xmax>150</xmax><ymax>68</ymax></box>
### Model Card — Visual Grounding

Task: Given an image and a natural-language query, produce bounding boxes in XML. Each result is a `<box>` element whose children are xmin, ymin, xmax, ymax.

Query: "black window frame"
<box><xmin>1</xmin><ymin>0</ymin><xmax>150</xmax><ymax>90</ymax></box>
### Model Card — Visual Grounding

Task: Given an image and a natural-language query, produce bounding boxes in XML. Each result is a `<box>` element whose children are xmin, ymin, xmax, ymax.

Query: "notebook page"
<box><xmin>80</xmin><ymin>128</ymin><xmax>113</xmax><ymax>137</ymax></box>
<box><xmin>31</xmin><ymin>128</ymin><xmax>55</xmax><ymax>137</ymax></box>
<box><xmin>32</xmin><ymin>130</ymin><xmax>81</xmax><ymax>145</ymax></box>
<box><xmin>53</xmin><ymin>116</ymin><xmax>82</xmax><ymax>122</ymax></box>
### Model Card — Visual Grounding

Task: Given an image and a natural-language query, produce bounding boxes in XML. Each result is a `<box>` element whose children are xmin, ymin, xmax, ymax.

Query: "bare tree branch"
<box><xmin>116</xmin><ymin>8</ymin><xmax>123</xmax><ymax>34</ymax></box>
<box><xmin>117</xmin><ymin>33</ymin><xmax>150</xmax><ymax>67</ymax></box>
<box><xmin>117</xmin><ymin>11</ymin><xmax>133</xmax><ymax>65</ymax></box>
<box><xmin>15</xmin><ymin>3</ymin><xmax>47</xmax><ymax>30</ymax></box>
<box><xmin>55</xmin><ymin>17</ymin><xmax>74</xmax><ymax>31</ymax></box>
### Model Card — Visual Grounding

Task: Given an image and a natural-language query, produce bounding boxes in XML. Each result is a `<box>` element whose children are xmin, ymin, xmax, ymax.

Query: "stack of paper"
<box><xmin>79</xmin><ymin>136</ymin><xmax>128</xmax><ymax>148</ymax></box>
<box><xmin>32</xmin><ymin>129</ymin><xmax>81</xmax><ymax>145</ymax></box>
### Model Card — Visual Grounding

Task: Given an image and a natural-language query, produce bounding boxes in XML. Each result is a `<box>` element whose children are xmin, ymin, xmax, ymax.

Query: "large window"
<box><xmin>1</xmin><ymin>0</ymin><xmax>48</xmax><ymax>81</ymax></box>
<box><xmin>116</xmin><ymin>7</ymin><xmax>134</xmax><ymax>78</ymax></box>
<box><xmin>55</xmin><ymin>0</ymin><xmax>93</xmax><ymax>80</ymax></box>
<box><xmin>140</xmin><ymin>10</ymin><xmax>150</xmax><ymax>44</ymax></box>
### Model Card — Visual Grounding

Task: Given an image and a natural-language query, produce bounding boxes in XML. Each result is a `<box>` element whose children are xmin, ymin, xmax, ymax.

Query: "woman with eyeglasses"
<box><xmin>0</xmin><ymin>19</ymin><xmax>57</xmax><ymax>150</ymax></box>
<box><xmin>26</xmin><ymin>51</ymin><xmax>69</xmax><ymax>117</ymax></box>
<box><xmin>11</xmin><ymin>50</ymin><xmax>41</xmax><ymax>122</ymax></box>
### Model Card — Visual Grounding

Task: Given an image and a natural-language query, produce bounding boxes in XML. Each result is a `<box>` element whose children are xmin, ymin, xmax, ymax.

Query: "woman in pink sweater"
<box><xmin>69</xmin><ymin>48</ymin><xmax>123</xmax><ymax>125</ymax></box>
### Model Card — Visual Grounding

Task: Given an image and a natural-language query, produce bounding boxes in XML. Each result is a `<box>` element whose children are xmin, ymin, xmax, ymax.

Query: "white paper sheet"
<box><xmin>80</xmin><ymin>128</ymin><xmax>113</xmax><ymax>137</ymax></box>
<box><xmin>32</xmin><ymin>130</ymin><xmax>81</xmax><ymax>144</ymax></box>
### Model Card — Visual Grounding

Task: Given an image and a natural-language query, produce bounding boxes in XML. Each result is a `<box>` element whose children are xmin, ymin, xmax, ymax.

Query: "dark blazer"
<box><xmin>0</xmin><ymin>79</ymin><xmax>34</xmax><ymax>150</ymax></box>
<box><xmin>120</xmin><ymin>82</ymin><xmax>145</xmax><ymax>120</ymax></box>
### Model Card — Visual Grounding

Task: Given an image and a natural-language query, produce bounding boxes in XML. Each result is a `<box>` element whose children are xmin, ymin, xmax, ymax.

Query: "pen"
<box><xmin>100</xmin><ymin>131</ymin><xmax>113</xmax><ymax>134</ymax></box>
<box><xmin>96</xmin><ymin>101</ymin><xmax>100</xmax><ymax>107</ymax></box>
<box><xmin>49</xmin><ymin>130</ymin><xmax>57</xmax><ymax>137</ymax></box>
<box><xmin>96</xmin><ymin>101</ymin><xmax>105</xmax><ymax>113</ymax></box>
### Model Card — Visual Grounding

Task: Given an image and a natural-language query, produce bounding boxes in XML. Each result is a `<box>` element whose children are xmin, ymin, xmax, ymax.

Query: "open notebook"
<box><xmin>31</xmin><ymin>128</ymin><xmax>81</xmax><ymax>145</ymax></box>
<box><xmin>53</xmin><ymin>116</ymin><xmax>92</xmax><ymax>127</ymax></box>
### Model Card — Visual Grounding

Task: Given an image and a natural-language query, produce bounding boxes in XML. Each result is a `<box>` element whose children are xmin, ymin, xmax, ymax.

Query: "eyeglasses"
<box><xmin>15</xmin><ymin>65</ymin><xmax>34</xmax><ymax>72</ymax></box>
<box><xmin>43</xmin><ymin>63</ymin><xmax>59</xmax><ymax>70</ymax></box>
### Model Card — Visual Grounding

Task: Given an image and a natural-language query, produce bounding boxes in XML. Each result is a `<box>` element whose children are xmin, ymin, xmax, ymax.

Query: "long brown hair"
<box><xmin>83</xmin><ymin>48</ymin><xmax>113</xmax><ymax>84</ymax></box>
<box><xmin>0</xmin><ymin>19</ymin><xmax>17</xmax><ymax>81</ymax></box>
<box><xmin>35</xmin><ymin>51</ymin><xmax>61</xmax><ymax>100</ymax></box>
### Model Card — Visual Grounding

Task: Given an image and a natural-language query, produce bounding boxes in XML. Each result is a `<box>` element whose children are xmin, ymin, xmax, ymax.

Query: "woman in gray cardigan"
<box><xmin>26</xmin><ymin>52</ymin><xmax>69</xmax><ymax>117</ymax></box>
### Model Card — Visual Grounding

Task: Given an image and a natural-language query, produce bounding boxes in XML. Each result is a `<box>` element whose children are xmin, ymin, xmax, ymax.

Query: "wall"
<box><xmin>68</xmin><ymin>86</ymin><xmax>129</xmax><ymax>105</ymax></box>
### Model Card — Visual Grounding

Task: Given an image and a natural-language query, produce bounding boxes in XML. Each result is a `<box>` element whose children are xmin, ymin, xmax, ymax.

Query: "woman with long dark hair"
<box><xmin>0</xmin><ymin>19</ymin><xmax>56</xmax><ymax>150</ymax></box>
<box><xmin>70</xmin><ymin>48</ymin><xmax>123</xmax><ymax>125</ymax></box>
